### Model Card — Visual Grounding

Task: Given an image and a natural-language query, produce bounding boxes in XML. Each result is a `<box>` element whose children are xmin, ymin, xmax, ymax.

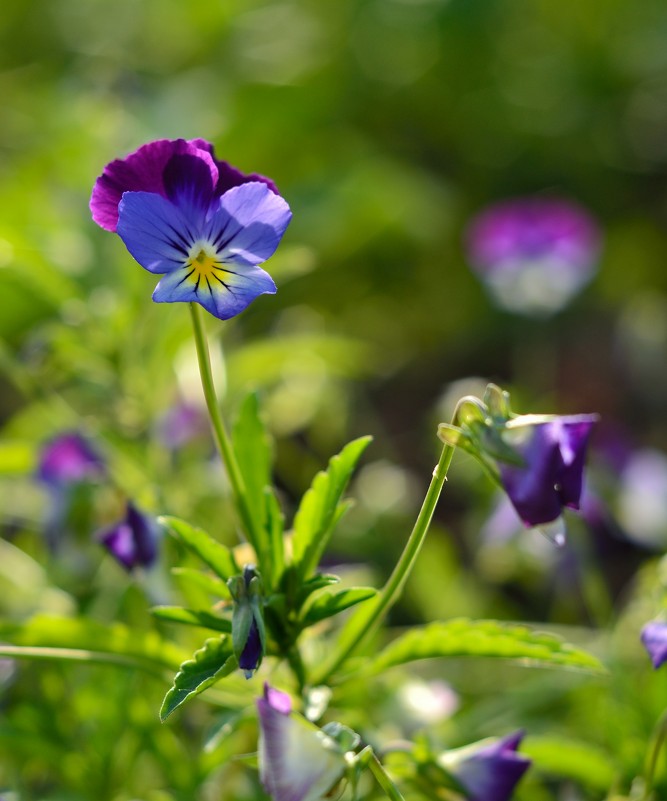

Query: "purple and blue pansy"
<box><xmin>98</xmin><ymin>501</ymin><xmax>160</xmax><ymax>572</ymax></box>
<box><xmin>439</xmin><ymin>730</ymin><xmax>531</xmax><ymax>801</ymax></box>
<box><xmin>641</xmin><ymin>621</ymin><xmax>667</xmax><ymax>669</ymax></box>
<box><xmin>90</xmin><ymin>139</ymin><xmax>291</xmax><ymax>321</ymax></box>
<box><xmin>498</xmin><ymin>414</ymin><xmax>597</xmax><ymax>529</ymax></box>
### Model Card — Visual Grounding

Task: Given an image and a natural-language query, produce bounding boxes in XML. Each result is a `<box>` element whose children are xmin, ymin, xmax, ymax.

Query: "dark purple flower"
<box><xmin>91</xmin><ymin>138</ymin><xmax>291</xmax><ymax>321</ymax></box>
<box><xmin>98</xmin><ymin>502</ymin><xmax>159</xmax><ymax>572</ymax></box>
<box><xmin>239</xmin><ymin>618</ymin><xmax>262</xmax><ymax>677</ymax></box>
<box><xmin>37</xmin><ymin>432</ymin><xmax>104</xmax><ymax>489</ymax></box>
<box><xmin>257</xmin><ymin>683</ymin><xmax>347</xmax><ymax>801</ymax></box>
<box><xmin>641</xmin><ymin>621</ymin><xmax>667</xmax><ymax>669</ymax></box>
<box><xmin>466</xmin><ymin>196</ymin><xmax>600</xmax><ymax>315</ymax></box>
<box><xmin>499</xmin><ymin>415</ymin><xmax>597</xmax><ymax>529</ymax></box>
<box><xmin>440</xmin><ymin>731</ymin><xmax>531</xmax><ymax>801</ymax></box>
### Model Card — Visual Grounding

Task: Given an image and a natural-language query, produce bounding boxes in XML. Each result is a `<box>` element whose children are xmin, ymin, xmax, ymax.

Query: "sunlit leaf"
<box><xmin>362</xmin><ymin>619</ymin><xmax>606</xmax><ymax>675</ymax></box>
<box><xmin>523</xmin><ymin>735</ymin><xmax>615</xmax><ymax>791</ymax></box>
<box><xmin>291</xmin><ymin>436</ymin><xmax>372</xmax><ymax>581</ymax></box>
<box><xmin>160</xmin><ymin>637</ymin><xmax>236</xmax><ymax>721</ymax></box>
<box><xmin>301</xmin><ymin>588</ymin><xmax>377</xmax><ymax>627</ymax></box>
<box><xmin>160</xmin><ymin>516</ymin><xmax>238</xmax><ymax>581</ymax></box>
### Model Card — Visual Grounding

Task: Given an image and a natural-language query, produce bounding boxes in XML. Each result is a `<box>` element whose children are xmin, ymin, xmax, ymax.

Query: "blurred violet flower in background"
<box><xmin>618</xmin><ymin>449</ymin><xmax>667</xmax><ymax>550</ymax></box>
<box><xmin>257</xmin><ymin>684</ymin><xmax>347</xmax><ymax>801</ymax></box>
<box><xmin>498</xmin><ymin>415</ymin><xmax>597</xmax><ymax>542</ymax></box>
<box><xmin>90</xmin><ymin>138</ymin><xmax>291</xmax><ymax>321</ymax></box>
<box><xmin>641</xmin><ymin>621</ymin><xmax>667</xmax><ymax>669</ymax></box>
<box><xmin>36</xmin><ymin>432</ymin><xmax>105</xmax><ymax>491</ymax></box>
<box><xmin>98</xmin><ymin>502</ymin><xmax>159</xmax><ymax>572</ymax></box>
<box><xmin>466</xmin><ymin>196</ymin><xmax>601</xmax><ymax>316</ymax></box>
<box><xmin>156</xmin><ymin>401</ymin><xmax>209</xmax><ymax>450</ymax></box>
<box><xmin>439</xmin><ymin>731</ymin><xmax>531</xmax><ymax>801</ymax></box>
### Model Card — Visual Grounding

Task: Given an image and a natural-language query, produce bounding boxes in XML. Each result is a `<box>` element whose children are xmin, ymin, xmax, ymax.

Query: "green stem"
<box><xmin>643</xmin><ymin>709</ymin><xmax>667</xmax><ymax>801</ymax></box>
<box><xmin>312</xmin><ymin>441</ymin><xmax>454</xmax><ymax>684</ymax></box>
<box><xmin>368</xmin><ymin>752</ymin><xmax>406</xmax><ymax>801</ymax></box>
<box><xmin>189</xmin><ymin>303</ymin><xmax>260</xmax><ymax>552</ymax></box>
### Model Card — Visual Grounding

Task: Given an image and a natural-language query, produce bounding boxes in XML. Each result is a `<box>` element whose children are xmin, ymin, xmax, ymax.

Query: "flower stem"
<box><xmin>368</xmin><ymin>751</ymin><xmax>406</xmax><ymax>801</ymax></box>
<box><xmin>643</xmin><ymin>708</ymin><xmax>667</xmax><ymax>801</ymax></box>
<box><xmin>312</xmin><ymin>441</ymin><xmax>455</xmax><ymax>684</ymax></box>
<box><xmin>189</xmin><ymin>303</ymin><xmax>260</xmax><ymax>551</ymax></box>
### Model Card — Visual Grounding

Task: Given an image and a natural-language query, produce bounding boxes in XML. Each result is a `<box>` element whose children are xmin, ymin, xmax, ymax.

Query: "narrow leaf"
<box><xmin>291</xmin><ymin>436</ymin><xmax>372</xmax><ymax>580</ymax></box>
<box><xmin>265</xmin><ymin>486</ymin><xmax>285</xmax><ymax>588</ymax></box>
<box><xmin>171</xmin><ymin>567</ymin><xmax>231</xmax><ymax>599</ymax></box>
<box><xmin>302</xmin><ymin>588</ymin><xmax>378</xmax><ymax>627</ymax></box>
<box><xmin>296</xmin><ymin>573</ymin><xmax>340</xmax><ymax>607</ymax></box>
<box><xmin>363</xmin><ymin>619</ymin><xmax>606</xmax><ymax>675</ymax></box>
<box><xmin>160</xmin><ymin>637</ymin><xmax>236</xmax><ymax>721</ymax></box>
<box><xmin>160</xmin><ymin>516</ymin><xmax>238</xmax><ymax>581</ymax></box>
<box><xmin>151</xmin><ymin>606</ymin><xmax>232</xmax><ymax>633</ymax></box>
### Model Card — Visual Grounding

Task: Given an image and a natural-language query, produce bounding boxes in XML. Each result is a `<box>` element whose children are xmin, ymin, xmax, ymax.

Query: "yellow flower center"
<box><xmin>188</xmin><ymin>248</ymin><xmax>222</xmax><ymax>279</ymax></box>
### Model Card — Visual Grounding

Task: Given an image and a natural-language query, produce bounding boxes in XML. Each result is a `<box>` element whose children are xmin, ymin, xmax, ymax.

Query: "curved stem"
<box><xmin>368</xmin><ymin>751</ymin><xmax>406</xmax><ymax>801</ymax></box>
<box><xmin>643</xmin><ymin>708</ymin><xmax>667</xmax><ymax>800</ymax></box>
<box><xmin>312</xmin><ymin>441</ymin><xmax>454</xmax><ymax>684</ymax></box>
<box><xmin>189</xmin><ymin>303</ymin><xmax>260</xmax><ymax>551</ymax></box>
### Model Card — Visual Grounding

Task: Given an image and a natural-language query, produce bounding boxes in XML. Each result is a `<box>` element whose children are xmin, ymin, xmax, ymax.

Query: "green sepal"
<box><xmin>483</xmin><ymin>382</ymin><xmax>513</xmax><ymax>421</ymax></box>
<box><xmin>321</xmin><ymin>721</ymin><xmax>361</xmax><ymax>752</ymax></box>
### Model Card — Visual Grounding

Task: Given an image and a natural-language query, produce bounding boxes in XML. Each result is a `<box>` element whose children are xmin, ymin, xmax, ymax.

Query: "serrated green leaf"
<box><xmin>160</xmin><ymin>637</ymin><xmax>236</xmax><ymax>721</ymax></box>
<box><xmin>523</xmin><ymin>735</ymin><xmax>615</xmax><ymax>791</ymax></box>
<box><xmin>171</xmin><ymin>567</ymin><xmax>231</xmax><ymax>599</ymax></box>
<box><xmin>301</xmin><ymin>588</ymin><xmax>378</xmax><ymax>627</ymax></box>
<box><xmin>362</xmin><ymin>619</ymin><xmax>606</xmax><ymax>676</ymax></box>
<box><xmin>0</xmin><ymin>614</ymin><xmax>186</xmax><ymax>675</ymax></box>
<box><xmin>160</xmin><ymin>516</ymin><xmax>238</xmax><ymax>581</ymax></box>
<box><xmin>291</xmin><ymin>436</ymin><xmax>372</xmax><ymax>580</ymax></box>
<box><xmin>151</xmin><ymin>606</ymin><xmax>232</xmax><ymax>633</ymax></box>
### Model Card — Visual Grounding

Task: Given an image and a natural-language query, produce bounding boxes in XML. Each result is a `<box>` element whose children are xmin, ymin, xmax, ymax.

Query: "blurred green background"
<box><xmin>3</xmin><ymin>0</ymin><xmax>667</xmax><ymax>799</ymax></box>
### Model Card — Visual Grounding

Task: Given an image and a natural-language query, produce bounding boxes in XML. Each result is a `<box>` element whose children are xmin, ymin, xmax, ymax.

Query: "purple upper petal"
<box><xmin>98</xmin><ymin>502</ymin><xmax>159</xmax><ymax>572</ymax></box>
<box><xmin>37</xmin><ymin>432</ymin><xmax>104</xmax><ymax>489</ymax></box>
<box><xmin>641</xmin><ymin>621</ymin><xmax>667</xmax><ymax>669</ymax></box>
<box><xmin>91</xmin><ymin>138</ymin><xmax>279</xmax><ymax>233</ymax></box>
<box><xmin>499</xmin><ymin>415</ymin><xmax>597</xmax><ymax>527</ymax></box>
<box><xmin>447</xmin><ymin>731</ymin><xmax>531</xmax><ymax>801</ymax></box>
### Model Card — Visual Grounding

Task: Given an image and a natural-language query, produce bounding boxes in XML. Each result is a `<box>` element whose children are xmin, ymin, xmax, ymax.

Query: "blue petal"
<box><xmin>117</xmin><ymin>192</ymin><xmax>197</xmax><ymax>274</ymax></box>
<box><xmin>205</xmin><ymin>182</ymin><xmax>292</xmax><ymax>267</ymax></box>
<box><xmin>152</xmin><ymin>263</ymin><xmax>276</xmax><ymax>321</ymax></box>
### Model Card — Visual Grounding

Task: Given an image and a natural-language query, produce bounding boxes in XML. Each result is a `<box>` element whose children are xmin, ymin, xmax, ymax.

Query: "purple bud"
<box><xmin>98</xmin><ymin>502</ymin><xmax>159</xmax><ymax>571</ymax></box>
<box><xmin>466</xmin><ymin>196</ymin><xmax>601</xmax><ymax>315</ymax></box>
<box><xmin>499</xmin><ymin>415</ymin><xmax>597</xmax><ymax>528</ymax></box>
<box><xmin>239</xmin><ymin>618</ymin><xmax>262</xmax><ymax>677</ymax></box>
<box><xmin>442</xmin><ymin>731</ymin><xmax>531</xmax><ymax>801</ymax></box>
<box><xmin>37</xmin><ymin>432</ymin><xmax>104</xmax><ymax>489</ymax></box>
<box><xmin>641</xmin><ymin>621</ymin><xmax>667</xmax><ymax>669</ymax></box>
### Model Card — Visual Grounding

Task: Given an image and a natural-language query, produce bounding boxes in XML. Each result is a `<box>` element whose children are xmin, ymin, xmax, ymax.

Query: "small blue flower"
<box><xmin>498</xmin><ymin>415</ymin><xmax>597</xmax><ymax>529</ymax></box>
<box><xmin>641</xmin><ymin>621</ymin><xmax>667</xmax><ymax>669</ymax></box>
<box><xmin>98</xmin><ymin>502</ymin><xmax>159</xmax><ymax>572</ymax></box>
<box><xmin>466</xmin><ymin>196</ymin><xmax>600</xmax><ymax>316</ymax></box>
<box><xmin>36</xmin><ymin>432</ymin><xmax>104</xmax><ymax>490</ymax></box>
<box><xmin>439</xmin><ymin>731</ymin><xmax>531</xmax><ymax>801</ymax></box>
<box><xmin>257</xmin><ymin>684</ymin><xmax>347</xmax><ymax>801</ymax></box>
<box><xmin>91</xmin><ymin>139</ymin><xmax>291</xmax><ymax>321</ymax></box>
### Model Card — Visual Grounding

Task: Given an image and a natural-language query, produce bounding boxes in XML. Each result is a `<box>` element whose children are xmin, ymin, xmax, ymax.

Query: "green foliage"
<box><xmin>160</xmin><ymin>636</ymin><xmax>236</xmax><ymax>721</ymax></box>
<box><xmin>151</xmin><ymin>606</ymin><xmax>232</xmax><ymax>634</ymax></box>
<box><xmin>301</xmin><ymin>587</ymin><xmax>378</xmax><ymax>627</ymax></box>
<box><xmin>362</xmin><ymin>619</ymin><xmax>606</xmax><ymax>676</ymax></box>
<box><xmin>291</xmin><ymin>436</ymin><xmax>372</xmax><ymax>581</ymax></box>
<box><xmin>161</xmin><ymin>516</ymin><xmax>239</xmax><ymax>581</ymax></box>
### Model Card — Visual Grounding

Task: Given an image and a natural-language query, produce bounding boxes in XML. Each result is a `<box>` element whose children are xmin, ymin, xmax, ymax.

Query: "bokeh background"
<box><xmin>3</xmin><ymin>0</ymin><xmax>667</xmax><ymax>799</ymax></box>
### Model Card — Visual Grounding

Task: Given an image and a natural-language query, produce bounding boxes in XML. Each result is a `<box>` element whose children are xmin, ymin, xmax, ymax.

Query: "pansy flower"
<box><xmin>98</xmin><ymin>501</ymin><xmax>160</xmax><ymax>572</ymax></box>
<box><xmin>257</xmin><ymin>684</ymin><xmax>348</xmax><ymax>801</ymax></box>
<box><xmin>91</xmin><ymin>138</ymin><xmax>291</xmax><ymax>320</ymax></box>
<box><xmin>438</xmin><ymin>731</ymin><xmax>531</xmax><ymax>801</ymax></box>
<box><xmin>466</xmin><ymin>196</ymin><xmax>600</xmax><ymax>316</ymax></box>
<box><xmin>36</xmin><ymin>432</ymin><xmax>105</xmax><ymax>490</ymax></box>
<box><xmin>641</xmin><ymin>621</ymin><xmax>667</xmax><ymax>669</ymax></box>
<box><xmin>498</xmin><ymin>414</ymin><xmax>598</xmax><ymax>530</ymax></box>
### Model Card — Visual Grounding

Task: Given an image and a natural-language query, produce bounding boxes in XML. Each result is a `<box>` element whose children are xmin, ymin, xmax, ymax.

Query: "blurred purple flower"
<box><xmin>466</xmin><ymin>196</ymin><xmax>601</xmax><ymax>315</ymax></box>
<box><xmin>91</xmin><ymin>138</ymin><xmax>291</xmax><ymax>321</ymax></box>
<box><xmin>440</xmin><ymin>731</ymin><xmax>531</xmax><ymax>801</ymax></box>
<box><xmin>257</xmin><ymin>684</ymin><xmax>347</xmax><ymax>801</ymax></box>
<box><xmin>37</xmin><ymin>432</ymin><xmax>104</xmax><ymax>490</ymax></box>
<box><xmin>499</xmin><ymin>415</ymin><xmax>597</xmax><ymax>530</ymax></box>
<box><xmin>641</xmin><ymin>621</ymin><xmax>667</xmax><ymax>669</ymax></box>
<box><xmin>156</xmin><ymin>402</ymin><xmax>209</xmax><ymax>449</ymax></box>
<box><xmin>98</xmin><ymin>502</ymin><xmax>159</xmax><ymax>572</ymax></box>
